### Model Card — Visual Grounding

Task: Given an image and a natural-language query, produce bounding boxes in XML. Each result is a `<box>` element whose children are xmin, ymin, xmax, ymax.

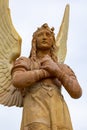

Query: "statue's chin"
<box><xmin>37</xmin><ymin>44</ymin><xmax>52</xmax><ymax>50</ymax></box>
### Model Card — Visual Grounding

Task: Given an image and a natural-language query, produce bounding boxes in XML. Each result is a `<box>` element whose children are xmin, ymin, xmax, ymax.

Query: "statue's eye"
<box><xmin>46</xmin><ymin>32</ymin><xmax>51</xmax><ymax>37</ymax></box>
<box><xmin>38</xmin><ymin>32</ymin><xmax>43</xmax><ymax>37</ymax></box>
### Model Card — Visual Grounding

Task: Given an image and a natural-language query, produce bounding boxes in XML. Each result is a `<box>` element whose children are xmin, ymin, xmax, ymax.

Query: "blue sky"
<box><xmin>0</xmin><ymin>0</ymin><xmax>87</xmax><ymax>130</ymax></box>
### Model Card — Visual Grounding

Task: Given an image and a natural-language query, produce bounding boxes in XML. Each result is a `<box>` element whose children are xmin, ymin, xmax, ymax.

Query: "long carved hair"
<box><xmin>29</xmin><ymin>23</ymin><xmax>58</xmax><ymax>63</ymax></box>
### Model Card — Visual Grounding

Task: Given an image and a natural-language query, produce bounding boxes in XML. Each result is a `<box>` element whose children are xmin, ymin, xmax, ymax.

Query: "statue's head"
<box><xmin>30</xmin><ymin>23</ymin><xmax>57</xmax><ymax>61</ymax></box>
<box><xmin>33</xmin><ymin>23</ymin><xmax>55</xmax><ymax>41</ymax></box>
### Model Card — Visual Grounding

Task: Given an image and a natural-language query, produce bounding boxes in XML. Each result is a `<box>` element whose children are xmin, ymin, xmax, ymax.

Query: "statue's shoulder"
<box><xmin>16</xmin><ymin>56</ymin><xmax>30</xmax><ymax>62</ymax></box>
<box><xmin>13</xmin><ymin>56</ymin><xmax>31</xmax><ymax>70</ymax></box>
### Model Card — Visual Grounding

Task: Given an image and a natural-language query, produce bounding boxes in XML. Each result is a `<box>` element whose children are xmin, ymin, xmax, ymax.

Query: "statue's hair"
<box><xmin>29</xmin><ymin>23</ymin><xmax>58</xmax><ymax>62</ymax></box>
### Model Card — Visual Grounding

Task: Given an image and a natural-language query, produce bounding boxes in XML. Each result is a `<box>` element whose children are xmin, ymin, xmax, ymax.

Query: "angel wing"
<box><xmin>55</xmin><ymin>4</ymin><xmax>70</xmax><ymax>63</ymax></box>
<box><xmin>0</xmin><ymin>0</ymin><xmax>23</xmax><ymax>107</ymax></box>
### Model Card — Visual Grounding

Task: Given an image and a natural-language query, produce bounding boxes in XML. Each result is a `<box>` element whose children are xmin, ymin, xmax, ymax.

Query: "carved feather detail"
<box><xmin>56</xmin><ymin>4</ymin><xmax>69</xmax><ymax>63</ymax></box>
<box><xmin>0</xmin><ymin>0</ymin><xmax>23</xmax><ymax>107</ymax></box>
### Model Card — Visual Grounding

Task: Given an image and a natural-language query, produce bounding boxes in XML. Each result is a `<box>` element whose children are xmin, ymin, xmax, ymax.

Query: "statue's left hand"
<box><xmin>40</xmin><ymin>55</ymin><xmax>61</xmax><ymax>77</ymax></box>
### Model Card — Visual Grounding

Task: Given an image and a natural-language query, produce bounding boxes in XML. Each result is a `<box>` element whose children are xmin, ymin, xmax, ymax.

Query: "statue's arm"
<box><xmin>11</xmin><ymin>57</ymin><xmax>50</xmax><ymax>89</ymax></box>
<box><xmin>57</xmin><ymin>64</ymin><xmax>82</xmax><ymax>99</ymax></box>
<box><xmin>41</xmin><ymin>56</ymin><xmax>82</xmax><ymax>99</ymax></box>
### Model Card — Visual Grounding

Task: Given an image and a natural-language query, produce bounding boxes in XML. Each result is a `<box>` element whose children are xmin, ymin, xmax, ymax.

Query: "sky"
<box><xmin>0</xmin><ymin>0</ymin><xmax>87</xmax><ymax>130</ymax></box>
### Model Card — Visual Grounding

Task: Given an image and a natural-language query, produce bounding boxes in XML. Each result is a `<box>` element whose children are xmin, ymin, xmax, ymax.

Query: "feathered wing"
<box><xmin>55</xmin><ymin>4</ymin><xmax>70</xmax><ymax>63</ymax></box>
<box><xmin>0</xmin><ymin>0</ymin><xmax>23</xmax><ymax>107</ymax></box>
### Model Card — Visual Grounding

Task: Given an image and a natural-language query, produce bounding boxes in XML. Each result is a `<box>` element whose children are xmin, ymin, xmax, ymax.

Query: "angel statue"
<box><xmin>0</xmin><ymin>0</ymin><xmax>82</xmax><ymax>130</ymax></box>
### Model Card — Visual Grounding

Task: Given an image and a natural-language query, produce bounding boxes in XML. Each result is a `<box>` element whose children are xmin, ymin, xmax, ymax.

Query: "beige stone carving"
<box><xmin>0</xmin><ymin>1</ymin><xmax>82</xmax><ymax>130</ymax></box>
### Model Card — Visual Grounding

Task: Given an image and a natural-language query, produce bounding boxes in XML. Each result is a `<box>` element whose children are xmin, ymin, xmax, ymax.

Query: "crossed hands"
<box><xmin>40</xmin><ymin>55</ymin><xmax>61</xmax><ymax>77</ymax></box>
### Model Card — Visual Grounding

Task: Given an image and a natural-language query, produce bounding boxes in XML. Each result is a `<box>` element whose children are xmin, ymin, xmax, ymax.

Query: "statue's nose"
<box><xmin>43</xmin><ymin>33</ymin><xmax>47</xmax><ymax>40</ymax></box>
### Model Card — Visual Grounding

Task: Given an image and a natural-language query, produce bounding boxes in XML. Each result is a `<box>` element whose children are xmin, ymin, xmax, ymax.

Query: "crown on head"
<box><xmin>33</xmin><ymin>23</ymin><xmax>55</xmax><ymax>38</ymax></box>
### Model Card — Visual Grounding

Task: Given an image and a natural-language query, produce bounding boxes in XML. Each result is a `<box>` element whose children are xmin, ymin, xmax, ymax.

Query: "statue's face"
<box><xmin>36</xmin><ymin>29</ymin><xmax>54</xmax><ymax>50</ymax></box>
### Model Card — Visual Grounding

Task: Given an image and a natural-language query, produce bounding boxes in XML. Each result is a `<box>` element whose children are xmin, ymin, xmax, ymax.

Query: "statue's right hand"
<box><xmin>40</xmin><ymin>55</ymin><xmax>61</xmax><ymax>77</ymax></box>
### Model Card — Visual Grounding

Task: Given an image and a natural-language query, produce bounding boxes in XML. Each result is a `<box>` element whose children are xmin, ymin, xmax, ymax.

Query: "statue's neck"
<box><xmin>36</xmin><ymin>49</ymin><xmax>51</xmax><ymax>59</ymax></box>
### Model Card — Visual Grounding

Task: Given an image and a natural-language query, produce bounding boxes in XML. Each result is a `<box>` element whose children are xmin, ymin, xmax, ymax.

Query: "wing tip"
<box><xmin>65</xmin><ymin>4</ymin><xmax>70</xmax><ymax>11</ymax></box>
